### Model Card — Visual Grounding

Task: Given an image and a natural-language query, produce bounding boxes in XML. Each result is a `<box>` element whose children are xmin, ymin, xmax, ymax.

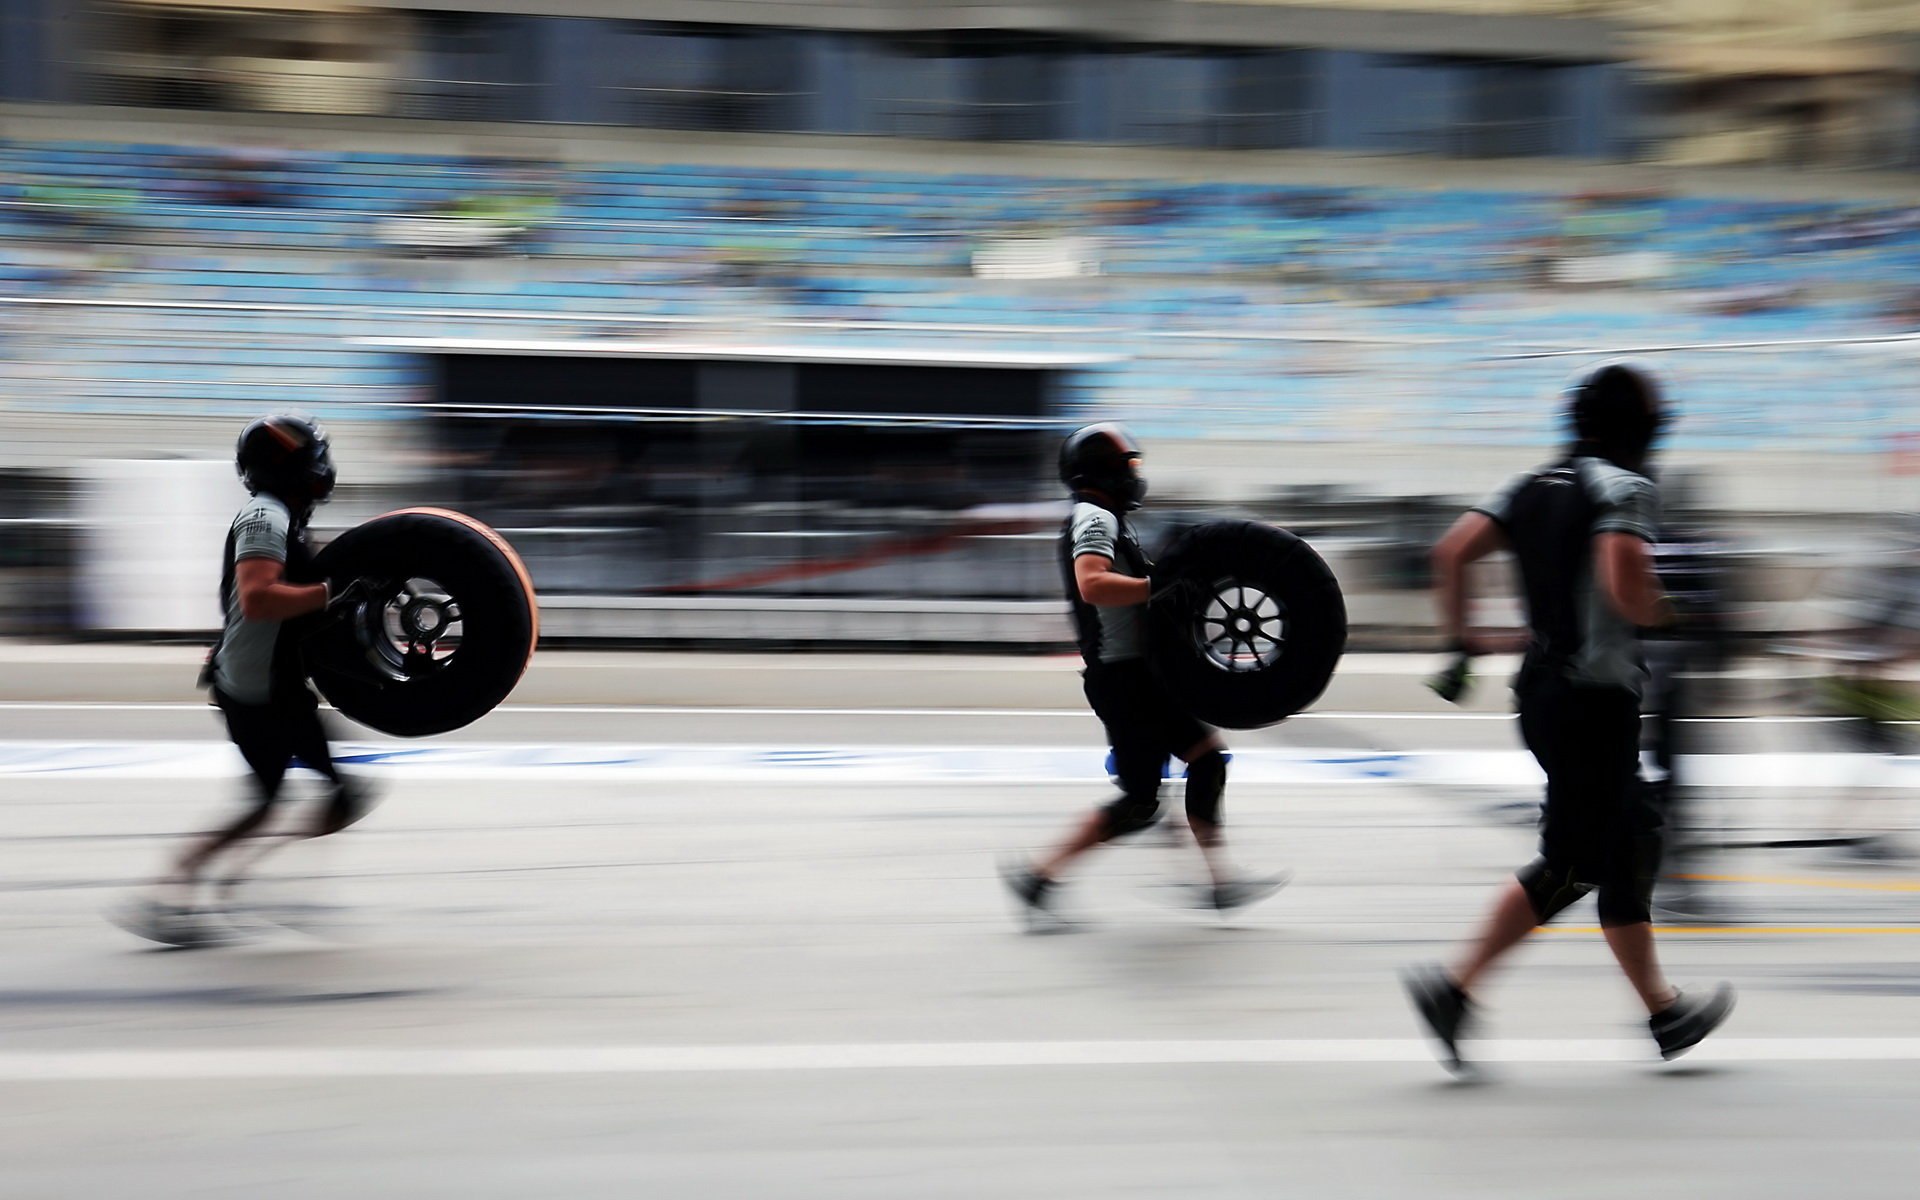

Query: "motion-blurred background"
<box><xmin>1</xmin><ymin>0</ymin><xmax>1918</xmax><ymax>647</ymax></box>
<box><xmin>12</xmin><ymin>10</ymin><xmax>1920</xmax><ymax>1195</ymax></box>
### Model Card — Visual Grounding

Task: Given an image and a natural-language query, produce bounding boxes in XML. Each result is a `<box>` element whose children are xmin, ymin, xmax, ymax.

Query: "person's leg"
<box><xmin>1590</xmin><ymin>684</ymin><xmax>1678</xmax><ymax>1012</ymax></box>
<box><xmin>1031</xmin><ymin>809</ymin><xmax>1114</xmax><ymax>880</ymax></box>
<box><xmin>164</xmin><ymin>696</ymin><xmax>293</xmax><ymax>901</ymax></box>
<box><xmin>1601</xmin><ymin>922</ymin><xmax>1677</xmax><ymax>1014</ymax></box>
<box><xmin>1597</xmin><ymin>784</ymin><xmax>1716</xmax><ymax>1031</ymax></box>
<box><xmin>1603</xmin><ymin>815</ymin><xmax>1671</xmax><ymax>999</ymax></box>
<box><xmin>1030</xmin><ymin>664</ymin><xmax>1167</xmax><ymax>880</ymax></box>
<box><xmin>1445</xmin><ymin>671</ymin><xmax>1584</xmax><ymax>993</ymax></box>
<box><xmin>1177</xmin><ymin>734</ymin><xmax>1231</xmax><ymax>884</ymax></box>
<box><xmin>1168</xmin><ymin>730</ymin><xmax>1287</xmax><ymax>910</ymax></box>
<box><xmin>1106</xmin><ymin>671</ymin><xmax>1238</xmax><ymax>886</ymax></box>
<box><xmin>1034</xmin><ymin>736</ymin><xmax>1165</xmax><ymax>878</ymax></box>
<box><xmin>1409</xmin><ymin>671</ymin><xmax>1581</xmax><ymax>1070</ymax></box>
<box><xmin>287</xmin><ymin>695</ymin><xmax>343</xmax><ymax>787</ymax></box>
<box><xmin>1452</xmin><ymin>879</ymin><xmax>1546</xmax><ymax>995</ymax></box>
<box><xmin>1629</xmin><ymin>724</ymin><xmax>1738</xmax><ymax>1058</ymax></box>
<box><xmin>285</xmin><ymin>699</ymin><xmax>378</xmax><ymax>836</ymax></box>
<box><xmin>164</xmin><ymin>802</ymin><xmax>279</xmax><ymax>906</ymax></box>
<box><xmin>1583</xmin><ymin>683</ymin><xmax>1735</xmax><ymax>1056</ymax></box>
<box><xmin>1406</xmin><ymin>879</ymin><xmax>1544</xmax><ymax>1070</ymax></box>
<box><xmin>213</xmin><ymin>696</ymin><xmax>378</xmax><ymax>902</ymax></box>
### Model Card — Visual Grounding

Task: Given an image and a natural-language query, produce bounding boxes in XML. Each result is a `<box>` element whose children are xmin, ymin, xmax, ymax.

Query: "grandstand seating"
<box><xmin>2</xmin><ymin>135</ymin><xmax>1915</xmax><ymax>453</ymax></box>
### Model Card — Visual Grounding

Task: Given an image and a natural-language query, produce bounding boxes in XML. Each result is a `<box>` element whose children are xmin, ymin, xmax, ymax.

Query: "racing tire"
<box><xmin>1146</xmin><ymin>520</ymin><xmax>1345</xmax><ymax>730</ymax></box>
<box><xmin>305</xmin><ymin>508</ymin><xmax>538</xmax><ymax>737</ymax></box>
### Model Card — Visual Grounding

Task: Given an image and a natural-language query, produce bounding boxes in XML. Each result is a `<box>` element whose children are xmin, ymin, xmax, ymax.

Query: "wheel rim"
<box><xmin>1196</xmin><ymin>579</ymin><xmax>1285</xmax><ymax>673</ymax></box>
<box><xmin>364</xmin><ymin>578</ymin><xmax>464</xmax><ymax>678</ymax></box>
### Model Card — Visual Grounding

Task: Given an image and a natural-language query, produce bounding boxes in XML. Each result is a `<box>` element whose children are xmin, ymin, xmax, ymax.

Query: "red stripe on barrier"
<box><xmin>653</xmin><ymin>519</ymin><xmax>1042</xmax><ymax>594</ymax></box>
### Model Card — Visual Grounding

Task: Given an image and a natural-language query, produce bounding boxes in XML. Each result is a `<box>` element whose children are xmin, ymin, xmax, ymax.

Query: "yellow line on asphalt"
<box><xmin>1548</xmin><ymin>926</ymin><xmax>1920</xmax><ymax>935</ymax></box>
<box><xmin>1676</xmin><ymin>872</ymin><xmax>1920</xmax><ymax>894</ymax></box>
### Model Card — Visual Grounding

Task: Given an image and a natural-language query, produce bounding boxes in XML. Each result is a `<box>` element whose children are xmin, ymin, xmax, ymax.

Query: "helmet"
<box><xmin>236</xmin><ymin>413</ymin><xmax>336</xmax><ymax>508</ymax></box>
<box><xmin>1566</xmin><ymin>361</ymin><xmax>1666</xmax><ymax>473</ymax></box>
<box><xmin>1059</xmin><ymin>422</ymin><xmax>1146</xmax><ymax>511</ymax></box>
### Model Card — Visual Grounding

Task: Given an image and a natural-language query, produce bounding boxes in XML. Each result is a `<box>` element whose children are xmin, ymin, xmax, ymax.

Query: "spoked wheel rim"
<box><xmin>362</xmin><ymin>577</ymin><xmax>464</xmax><ymax>680</ymax></box>
<box><xmin>1197</xmin><ymin>579</ymin><xmax>1286</xmax><ymax>673</ymax></box>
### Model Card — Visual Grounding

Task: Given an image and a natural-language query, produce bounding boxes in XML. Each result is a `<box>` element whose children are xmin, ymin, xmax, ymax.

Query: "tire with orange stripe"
<box><xmin>306</xmin><ymin>508</ymin><xmax>538</xmax><ymax>737</ymax></box>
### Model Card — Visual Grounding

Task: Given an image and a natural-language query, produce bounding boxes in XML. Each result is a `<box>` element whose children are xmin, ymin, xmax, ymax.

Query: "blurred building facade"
<box><xmin>0</xmin><ymin>0</ymin><xmax>1630</xmax><ymax>157</ymax></box>
<box><xmin>4</xmin><ymin>1</ymin><xmax>1919</xmax><ymax>167</ymax></box>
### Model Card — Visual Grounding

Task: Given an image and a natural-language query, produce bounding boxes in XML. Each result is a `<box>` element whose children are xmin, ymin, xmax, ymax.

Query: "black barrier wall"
<box><xmin>418</xmin><ymin>352</ymin><xmax>1060</xmax><ymax>601</ymax></box>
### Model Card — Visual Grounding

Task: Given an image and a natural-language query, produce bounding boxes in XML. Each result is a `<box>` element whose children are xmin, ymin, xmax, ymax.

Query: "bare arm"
<box><xmin>1074</xmin><ymin>553</ymin><xmax>1150</xmax><ymax>608</ymax></box>
<box><xmin>1594</xmin><ymin>532</ymin><xmax>1672</xmax><ymax>628</ymax></box>
<box><xmin>1431</xmin><ymin>511</ymin><xmax>1508</xmax><ymax>649</ymax></box>
<box><xmin>235</xmin><ymin>556</ymin><xmax>328</xmax><ymax>623</ymax></box>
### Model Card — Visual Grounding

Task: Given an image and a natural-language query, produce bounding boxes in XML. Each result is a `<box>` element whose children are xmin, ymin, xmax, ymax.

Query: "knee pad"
<box><xmin>1183</xmin><ymin>749</ymin><xmax>1228</xmax><ymax>827</ymax></box>
<box><xmin>1516</xmin><ymin>858</ymin><xmax>1594</xmax><ymax>924</ymax></box>
<box><xmin>1099</xmin><ymin>788</ymin><xmax>1164</xmax><ymax>841</ymax></box>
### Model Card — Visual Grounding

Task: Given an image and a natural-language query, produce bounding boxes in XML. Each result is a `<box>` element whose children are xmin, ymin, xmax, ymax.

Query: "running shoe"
<box><xmin>327</xmin><ymin>774</ymin><xmax>380</xmax><ymax>832</ymax></box>
<box><xmin>107</xmin><ymin>897</ymin><xmax>243</xmax><ymax>950</ymax></box>
<box><xmin>996</xmin><ymin>856</ymin><xmax>1068</xmax><ymax>933</ymax></box>
<box><xmin>1650</xmin><ymin>983</ymin><xmax>1736</xmax><ymax>1060</ymax></box>
<box><xmin>1200</xmin><ymin>871</ymin><xmax>1292</xmax><ymax>912</ymax></box>
<box><xmin>1402</xmin><ymin>963</ymin><xmax>1474</xmax><ymax>1075</ymax></box>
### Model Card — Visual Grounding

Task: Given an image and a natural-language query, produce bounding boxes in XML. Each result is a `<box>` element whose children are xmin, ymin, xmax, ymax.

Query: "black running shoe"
<box><xmin>996</xmin><ymin>856</ymin><xmax>1066</xmax><ymax>933</ymax></box>
<box><xmin>107</xmin><ymin>897</ymin><xmax>244</xmax><ymax>949</ymax></box>
<box><xmin>325</xmin><ymin>775</ymin><xmax>380</xmax><ymax>832</ymax></box>
<box><xmin>1402</xmin><ymin>964</ymin><xmax>1473</xmax><ymax>1075</ymax></box>
<box><xmin>1650</xmin><ymin>983</ymin><xmax>1735</xmax><ymax>1060</ymax></box>
<box><xmin>1203</xmin><ymin>871</ymin><xmax>1291</xmax><ymax>913</ymax></box>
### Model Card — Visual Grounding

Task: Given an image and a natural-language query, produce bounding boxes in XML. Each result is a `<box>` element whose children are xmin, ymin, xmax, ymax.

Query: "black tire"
<box><xmin>305</xmin><ymin>508</ymin><xmax>538</xmax><ymax>737</ymax></box>
<box><xmin>1145</xmin><ymin>520</ymin><xmax>1346</xmax><ymax>729</ymax></box>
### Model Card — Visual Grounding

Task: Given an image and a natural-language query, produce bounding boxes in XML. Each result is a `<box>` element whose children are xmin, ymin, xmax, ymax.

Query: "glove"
<box><xmin>1147</xmin><ymin>565</ymin><xmax>1200</xmax><ymax>609</ymax></box>
<box><xmin>325</xmin><ymin>576</ymin><xmax>393</xmax><ymax>614</ymax></box>
<box><xmin>1425</xmin><ymin>648</ymin><xmax>1474</xmax><ymax>705</ymax></box>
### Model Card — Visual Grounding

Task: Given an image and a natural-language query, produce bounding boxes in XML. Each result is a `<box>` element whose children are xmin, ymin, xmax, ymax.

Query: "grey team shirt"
<box><xmin>211</xmin><ymin>494</ymin><xmax>292</xmax><ymax>704</ymax></box>
<box><xmin>1069</xmin><ymin>501</ymin><xmax>1145</xmax><ymax>663</ymax></box>
<box><xmin>1473</xmin><ymin>456</ymin><xmax>1660</xmax><ymax>694</ymax></box>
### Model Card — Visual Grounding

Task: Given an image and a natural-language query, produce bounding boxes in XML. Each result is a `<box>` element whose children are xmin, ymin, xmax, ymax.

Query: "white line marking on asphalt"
<box><xmin>1</xmin><ymin>1038</ymin><xmax>1916</xmax><ymax>1081</ymax></box>
<box><xmin>0</xmin><ymin>701</ymin><xmax>1860</xmax><ymax>725</ymax></box>
<box><xmin>1</xmin><ymin>741</ymin><xmax>1909</xmax><ymax>785</ymax></box>
<box><xmin>10</xmin><ymin>702</ymin><xmax>1100</xmax><ymax>717</ymax></box>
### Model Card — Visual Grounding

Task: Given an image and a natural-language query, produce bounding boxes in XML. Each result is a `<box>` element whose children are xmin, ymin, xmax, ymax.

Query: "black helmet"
<box><xmin>236</xmin><ymin>413</ymin><xmax>335</xmax><ymax>509</ymax></box>
<box><xmin>1059</xmin><ymin>422</ymin><xmax>1146</xmax><ymax>511</ymax></box>
<box><xmin>1566</xmin><ymin>361</ymin><xmax>1666</xmax><ymax>473</ymax></box>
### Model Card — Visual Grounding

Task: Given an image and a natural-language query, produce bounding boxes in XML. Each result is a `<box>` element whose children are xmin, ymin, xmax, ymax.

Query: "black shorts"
<box><xmin>1515</xmin><ymin>665</ymin><xmax>1661</xmax><ymax>886</ymax></box>
<box><xmin>1083</xmin><ymin>658</ymin><xmax>1211</xmax><ymax>776</ymax></box>
<box><xmin>212</xmin><ymin>683</ymin><xmax>341</xmax><ymax>803</ymax></box>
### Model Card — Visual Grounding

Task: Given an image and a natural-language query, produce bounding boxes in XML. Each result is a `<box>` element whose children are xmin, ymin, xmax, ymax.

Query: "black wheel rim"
<box><xmin>1196</xmin><ymin>579</ymin><xmax>1285</xmax><ymax>673</ymax></box>
<box><xmin>364</xmin><ymin>578</ymin><xmax>464</xmax><ymax>679</ymax></box>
